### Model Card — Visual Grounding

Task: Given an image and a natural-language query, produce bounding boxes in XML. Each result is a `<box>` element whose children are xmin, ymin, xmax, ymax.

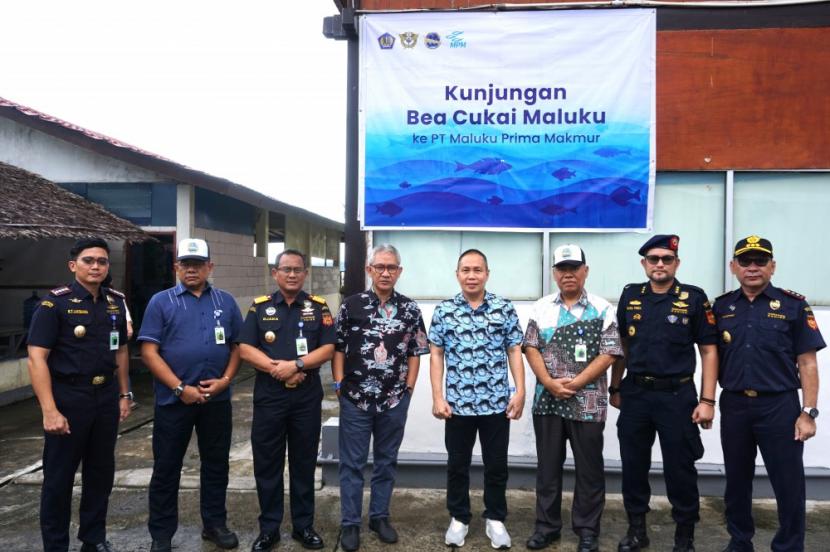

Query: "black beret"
<box><xmin>638</xmin><ymin>234</ymin><xmax>679</xmax><ymax>257</ymax></box>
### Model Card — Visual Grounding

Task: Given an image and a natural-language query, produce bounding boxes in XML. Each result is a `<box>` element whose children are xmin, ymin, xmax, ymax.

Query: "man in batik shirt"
<box><xmin>333</xmin><ymin>244</ymin><xmax>429</xmax><ymax>552</ymax></box>
<box><xmin>524</xmin><ymin>244</ymin><xmax>623</xmax><ymax>552</ymax></box>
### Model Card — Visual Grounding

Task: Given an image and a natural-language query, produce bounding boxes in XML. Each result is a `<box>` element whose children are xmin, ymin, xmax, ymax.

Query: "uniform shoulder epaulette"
<box><xmin>105</xmin><ymin>287</ymin><xmax>125</xmax><ymax>298</ymax></box>
<box><xmin>782</xmin><ymin>289</ymin><xmax>805</xmax><ymax>300</ymax></box>
<box><xmin>715</xmin><ymin>290</ymin><xmax>735</xmax><ymax>301</ymax></box>
<box><xmin>681</xmin><ymin>283</ymin><xmax>705</xmax><ymax>294</ymax></box>
<box><xmin>309</xmin><ymin>294</ymin><xmax>327</xmax><ymax>305</ymax></box>
<box><xmin>253</xmin><ymin>295</ymin><xmax>271</xmax><ymax>304</ymax></box>
<box><xmin>49</xmin><ymin>285</ymin><xmax>71</xmax><ymax>296</ymax></box>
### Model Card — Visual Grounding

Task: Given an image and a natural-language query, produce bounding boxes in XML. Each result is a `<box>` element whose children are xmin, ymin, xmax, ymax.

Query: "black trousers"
<box><xmin>617</xmin><ymin>377</ymin><xmax>703</xmax><ymax>526</ymax></box>
<box><xmin>533</xmin><ymin>414</ymin><xmax>605</xmax><ymax>537</ymax></box>
<box><xmin>148</xmin><ymin>399</ymin><xmax>232</xmax><ymax>540</ymax></box>
<box><xmin>41</xmin><ymin>380</ymin><xmax>119</xmax><ymax>552</ymax></box>
<box><xmin>721</xmin><ymin>390</ymin><xmax>805</xmax><ymax>552</ymax></box>
<box><xmin>252</xmin><ymin>374</ymin><xmax>323</xmax><ymax>533</ymax></box>
<box><xmin>444</xmin><ymin>413</ymin><xmax>510</xmax><ymax>524</ymax></box>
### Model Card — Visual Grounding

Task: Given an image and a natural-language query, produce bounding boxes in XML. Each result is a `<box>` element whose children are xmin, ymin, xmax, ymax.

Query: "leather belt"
<box><xmin>725</xmin><ymin>389</ymin><xmax>783</xmax><ymax>398</ymax></box>
<box><xmin>632</xmin><ymin>374</ymin><xmax>692</xmax><ymax>391</ymax></box>
<box><xmin>51</xmin><ymin>371</ymin><xmax>115</xmax><ymax>386</ymax></box>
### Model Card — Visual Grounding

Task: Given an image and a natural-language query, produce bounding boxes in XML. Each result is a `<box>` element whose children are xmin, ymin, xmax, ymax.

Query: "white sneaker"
<box><xmin>445</xmin><ymin>517</ymin><xmax>469</xmax><ymax>547</ymax></box>
<box><xmin>485</xmin><ymin>519</ymin><xmax>512</xmax><ymax>549</ymax></box>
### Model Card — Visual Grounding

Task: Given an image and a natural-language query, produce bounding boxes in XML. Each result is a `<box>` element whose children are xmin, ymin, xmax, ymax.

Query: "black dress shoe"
<box><xmin>251</xmin><ymin>532</ymin><xmax>279</xmax><ymax>552</ymax></box>
<box><xmin>526</xmin><ymin>530</ymin><xmax>561</xmax><ymax>550</ymax></box>
<box><xmin>578</xmin><ymin>534</ymin><xmax>600</xmax><ymax>552</ymax></box>
<box><xmin>80</xmin><ymin>542</ymin><xmax>116</xmax><ymax>552</ymax></box>
<box><xmin>202</xmin><ymin>526</ymin><xmax>239</xmax><ymax>549</ymax></box>
<box><xmin>292</xmin><ymin>526</ymin><xmax>325</xmax><ymax>550</ymax></box>
<box><xmin>369</xmin><ymin>517</ymin><xmax>398</xmax><ymax>544</ymax></box>
<box><xmin>150</xmin><ymin>538</ymin><xmax>172</xmax><ymax>552</ymax></box>
<box><xmin>341</xmin><ymin>525</ymin><xmax>360</xmax><ymax>551</ymax></box>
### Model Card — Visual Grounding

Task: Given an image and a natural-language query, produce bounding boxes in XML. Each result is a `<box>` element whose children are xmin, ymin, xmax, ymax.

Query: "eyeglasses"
<box><xmin>276</xmin><ymin>267</ymin><xmax>306</xmax><ymax>275</ymax></box>
<box><xmin>371</xmin><ymin>264</ymin><xmax>400</xmax><ymax>274</ymax></box>
<box><xmin>736</xmin><ymin>256</ymin><xmax>771</xmax><ymax>267</ymax></box>
<box><xmin>79</xmin><ymin>256</ymin><xmax>109</xmax><ymax>266</ymax></box>
<box><xmin>645</xmin><ymin>255</ymin><xmax>677</xmax><ymax>265</ymax></box>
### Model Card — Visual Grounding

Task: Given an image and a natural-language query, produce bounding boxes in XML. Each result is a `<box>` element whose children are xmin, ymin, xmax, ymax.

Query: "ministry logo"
<box><xmin>399</xmin><ymin>32</ymin><xmax>418</xmax><ymax>49</ymax></box>
<box><xmin>377</xmin><ymin>33</ymin><xmax>395</xmax><ymax>49</ymax></box>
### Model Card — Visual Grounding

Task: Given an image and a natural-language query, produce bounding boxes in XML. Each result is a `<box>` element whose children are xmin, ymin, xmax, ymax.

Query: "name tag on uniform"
<box><xmin>296</xmin><ymin>337</ymin><xmax>308</xmax><ymax>356</ymax></box>
<box><xmin>574</xmin><ymin>343</ymin><xmax>587</xmax><ymax>362</ymax></box>
<box><xmin>109</xmin><ymin>331</ymin><xmax>120</xmax><ymax>351</ymax></box>
<box><xmin>215</xmin><ymin>326</ymin><xmax>226</xmax><ymax>345</ymax></box>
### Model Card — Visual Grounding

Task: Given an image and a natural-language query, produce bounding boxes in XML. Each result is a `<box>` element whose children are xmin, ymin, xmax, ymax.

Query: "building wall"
<box><xmin>0</xmin><ymin>117</ymin><xmax>164</xmax><ymax>182</ymax></box>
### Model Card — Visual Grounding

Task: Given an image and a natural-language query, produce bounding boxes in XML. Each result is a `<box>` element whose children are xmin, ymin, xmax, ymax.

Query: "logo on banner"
<box><xmin>424</xmin><ymin>32</ymin><xmax>441</xmax><ymax>49</ymax></box>
<box><xmin>377</xmin><ymin>33</ymin><xmax>395</xmax><ymax>49</ymax></box>
<box><xmin>399</xmin><ymin>32</ymin><xmax>418</xmax><ymax>49</ymax></box>
<box><xmin>446</xmin><ymin>31</ymin><xmax>466</xmax><ymax>48</ymax></box>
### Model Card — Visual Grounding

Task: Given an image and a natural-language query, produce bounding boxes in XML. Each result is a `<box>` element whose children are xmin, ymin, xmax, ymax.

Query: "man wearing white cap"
<box><xmin>524</xmin><ymin>244</ymin><xmax>622</xmax><ymax>552</ymax></box>
<box><xmin>138</xmin><ymin>238</ymin><xmax>243</xmax><ymax>552</ymax></box>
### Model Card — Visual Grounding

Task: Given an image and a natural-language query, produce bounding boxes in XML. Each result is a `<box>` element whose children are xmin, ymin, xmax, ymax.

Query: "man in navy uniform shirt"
<box><xmin>27</xmin><ymin>237</ymin><xmax>131</xmax><ymax>552</ymax></box>
<box><xmin>138</xmin><ymin>239</ymin><xmax>243</xmax><ymax>552</ymax></box>
<box><xmin>239</xmin><ymin>249</ymin><xmax>336</xmax><ymax>551</ymax></box>
<box><xmin>611</xmin><ymin>234</ymin><xmax>718</xmax><ymax>552</ymax></box>
<box><xmin>714</xmin><ymin>236</ymin><xmax>824</xmax><ymax>552</ymax></box>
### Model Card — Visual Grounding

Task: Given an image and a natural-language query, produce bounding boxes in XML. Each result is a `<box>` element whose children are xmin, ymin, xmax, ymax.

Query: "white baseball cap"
<box><xmin>553</xmin><ymin>244</ymin><xmax>586</xmax><ymax>267</ymax></box>
<box><xmin>177</xmin><ymin>238</ymin><xmax>210</xmax><ymax>261</ymax></box>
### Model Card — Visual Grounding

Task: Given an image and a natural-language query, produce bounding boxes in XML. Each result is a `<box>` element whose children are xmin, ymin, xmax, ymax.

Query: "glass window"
<box><xmin>549</xmin><ymin>173</ymin><xmax>725</xmax><ymax>301</ymax></box>
<box><xmin>734</xmin><ymin>172</ymin><xmax>830</xmax><ymax>304</ymax></box>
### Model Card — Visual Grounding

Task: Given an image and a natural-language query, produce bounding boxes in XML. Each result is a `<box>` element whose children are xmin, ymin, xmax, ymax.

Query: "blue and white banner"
<box><xmin>359</xmin><ymin>10</ymin><xmax>656</xmax><ymax>231</ymax></box>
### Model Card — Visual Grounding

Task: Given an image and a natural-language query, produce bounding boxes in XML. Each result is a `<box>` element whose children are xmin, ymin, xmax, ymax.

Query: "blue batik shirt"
<box><xmin>428</xmin><ymin>291</ymin><xmax>524</xmax><ymax>416</ymax></box>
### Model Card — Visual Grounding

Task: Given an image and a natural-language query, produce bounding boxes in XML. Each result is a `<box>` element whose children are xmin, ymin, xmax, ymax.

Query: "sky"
<box><xmin>0</xmin><ymin>1</ymin><xmax>347</xmax><ymax>223</ymax></box>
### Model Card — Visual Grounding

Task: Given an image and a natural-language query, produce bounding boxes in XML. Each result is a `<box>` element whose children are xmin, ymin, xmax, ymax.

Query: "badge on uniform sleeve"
<box><xmin>264</xmin><ymin>331</ymin><xmax>276</xmax><ymax>343</ymax></box>
<box><xmin>807</xmin><ymin>315</ymin><xmax>819</xmax><ymax>331</ymax></box>
<box><xmin>574</xmin><ymin>343</ymin><xmax>587</xmax><ymax>362</ymax></box>
<box><xmin>74</xmin><ymin>325</ymin><xmax>86</xmax><ymax>338</ymax></box>
<box><xmin>722</xmin><ymin>330</ymin><xmax>732</xmax><ymax>344</ymax></box>
<box><xmin>769</xmin><ymin>299</ymin><xmax>781</xmax><ymax>311</ymax></box>
<box><xmin>706</xmin><ymin>310</ymin><xmax>716</xmax><ymax>325</ymax></box>
<box><xmin>109</xmin><ymin>331</ymin><xmax>120</xmax><ymax>350</ymax></box>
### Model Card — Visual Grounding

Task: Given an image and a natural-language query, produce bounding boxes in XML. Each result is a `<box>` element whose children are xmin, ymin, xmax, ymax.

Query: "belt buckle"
<box><xmin>743</xmin><ymin>389</ymin><xmax>758</xmax><ymax>397</ymax></box>
<box><xmin>642</xmin><ymin>376</ymin><xmax>655</xmax><ymax>382</ymax></box>
<box><xmin>285</xmin><ymin>382</ymin><xmax>297</xmax><ymax>389</ymax></box>
<box><xmin>92</xmin><ymin>375</ymin><xmax>105</xmax><ymax>386</ymax></box>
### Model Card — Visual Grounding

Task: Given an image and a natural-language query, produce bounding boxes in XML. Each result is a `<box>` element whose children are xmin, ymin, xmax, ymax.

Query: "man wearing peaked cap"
<box><xmin>611</xmin><ymin>234</ymin><xmax>718</xmax><ymax>552</ymax></box>
<box><xmin>713</xmin><ymin>236</ymin><xmax>824</xmax><ymax>552</ymax></box>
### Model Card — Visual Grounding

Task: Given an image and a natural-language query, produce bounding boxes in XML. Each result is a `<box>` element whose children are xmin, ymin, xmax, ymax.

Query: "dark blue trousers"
<box><xmin>148</xmin><ymin>399</ymin><xmax>232</xmax><ymax>540</ymax></box>
<box><xmin>338</xmin><ymin>392</ymin><xmax>411</xmax><ymax>526</ymax></box>
<box><xmin>41</xmin><ymin>380</ymin><xmax>119</xmax><ymax>552</ymax></box>
<box><xmin>720</xmin><ymin>390</ymin><xmax>805</xmax><ymax>552</ymax></box>
<box><xmin>617</xmin><ymin>378</ymin><xmax>703</xmax><ymax>526</ymax></box>
<box><xmin>251</xmin><ymin>374</ymin><xmax>323</xmax><ymax>533</ymax></box>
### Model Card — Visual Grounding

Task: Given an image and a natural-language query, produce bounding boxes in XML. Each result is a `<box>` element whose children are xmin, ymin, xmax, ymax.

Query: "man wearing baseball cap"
<box><xmin>611</xmin><ymin>234</ymin><xmax>718</xmax><ymax>552</ymax></box>
<box><xmin>524</xmin><ymin>244</ymin><xmax>622</xmax><ymax>552</ymax></box>
<box><xmin>714</xmin><ymin>236</ymin><xmax>824</xmax><ymax>552</ymax></box>
<box><xmin>139</xmin><ymin>238</ymin><xmax>243</xmax><ymax>551</ymax></box>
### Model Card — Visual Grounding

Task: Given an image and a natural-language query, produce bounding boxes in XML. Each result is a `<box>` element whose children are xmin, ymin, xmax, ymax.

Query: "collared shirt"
<box><xmin>428</xmin><ymin>291</ymin><xmax>523</xmax><ymax>416</ymax></box>
<box><xmin>28</xmin><ymin>280</ymin><xmax>128</xmax><ymax>377</ymax></box>
<box><xmin>137</xmin><ymin>283</ymin><xmax>243</xmax><ymax>406</ymax></box>
<box><xmin>335</xmin><ymin>289</ymin><xmax>429</xmax><ymax>413</ymax></box>
<box><xmin>617</xmin><ymin>280</ymin><xmax>717</xmax><ymax>376</ymax></box>
<box><xmin>524</xmin><ymin>289</ymin><xmax>623</xmax><ymax>422</ymax></box>
<box><xmin>239</xmin><ymin>289</ymin><xmax>336</xmax><ymax>399</ymax></box>
<box><xmin>714</xmin><ymin>284</ymin><xmax>825</xmax><ymax>392</ymax></box>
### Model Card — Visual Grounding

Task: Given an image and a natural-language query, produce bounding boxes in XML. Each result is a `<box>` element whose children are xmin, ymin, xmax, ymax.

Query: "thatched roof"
<box><xmin>0</xmin><ymin>162</ymin><xmax>152</xmax><ymax>242</ymax></box>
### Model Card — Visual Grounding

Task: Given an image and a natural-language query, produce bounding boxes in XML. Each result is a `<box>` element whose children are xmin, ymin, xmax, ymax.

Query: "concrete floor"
<box><xmin>1</xmin><ymin>364</ymin><xmax>829</xmax><ymax>551</ymax></box>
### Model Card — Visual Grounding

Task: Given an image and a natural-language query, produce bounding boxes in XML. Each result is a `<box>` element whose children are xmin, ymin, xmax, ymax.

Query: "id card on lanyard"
<box><xmin>214</xmin><ymin>309</ymin><xmax>226</xmax><ymax>344</ymax></box>
<box><xmin>296</xmin><ymin>320</ymin><xmax>308</xmax><ymax>355</ymax></box>
<box><xmin>109</xmin><ymin>313</ymin><xmax>120</xmax><ymax>351</ymax></box>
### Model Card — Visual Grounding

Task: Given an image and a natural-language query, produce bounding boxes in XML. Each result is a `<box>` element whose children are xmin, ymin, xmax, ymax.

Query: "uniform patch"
<box><xmin>672</xmin><ymin>301</ymin><xmax>689</xmax><ymax>308</ymax></box>
<box><xmin>807</xmin><ymin>315</ymin><xmax>819</xmax><ymax>331</ymax></box>
<box><xmin>322</xmin><ymin>313</ymin><xmax>334</xmax><ymax>326</ymax></box>
<box><xmin>679</xmin><ymin>291</ymin><xmax>689</xmax><ymax>300</ymax></box>
<box><xmin>50</xmin><ymin>286</ymin><xmax>71</xmax><ymax>296</ymax></box>
<box><xmin>706</xmin><ymin>310</ymin><xmax>715</xmax><ymax>325</ymax></box>
<box><xmin>628</xmin><ymin>326</ymin><xmax>636</xmax><ymax>337</ymax></box>
<box><xmin>633</xmin><ymin>313</ymin><xmax>642</xmax><ymax>320</ymax></box>
<box><xmin>767</xmin><ymin>312</ymin><xmax>786</xmax><ymax>320</ymax></box>
<box><xmin>67</xmin><ymin>309</ymin><xmax>89</xmax><ymax>314</ymax></box>
<box><xmin>769</xmin><ymin>299</ymin><xmax>781</xmax><ymax>311</ymax></box>
<box><xmin>722</xmin><ymin>330</ymin><xmax>732</xmax><ymax>344</ymax></box>
<box><xmin>41</xmin><ymin>300</ymin><xmax>55</xmax><ymax>308</ymax></box>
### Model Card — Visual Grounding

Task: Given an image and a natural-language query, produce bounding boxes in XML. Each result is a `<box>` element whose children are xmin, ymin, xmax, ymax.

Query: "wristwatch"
<box><xmin>295</xmin><ymin>358</ymin><xmax>305</xmax><ymax>372</ymax></box>
<box><xmin>802</xmin><ymin>406</ymin><xmax>819</xmax><ymax>419</ymax></box>
<box><xmin>173</xmin><ymin>383</ymin><xmax>185</xmax><ymax>397</ymax></box>
<box><xmin>119</xmin><ymin>391</ymin><xmax>134</xmax><ymax>401</ymax></box>
<box><xmin>608</xmin><ymin>385</ymin><xmax>620</xmax><ymax>396</ymax></box>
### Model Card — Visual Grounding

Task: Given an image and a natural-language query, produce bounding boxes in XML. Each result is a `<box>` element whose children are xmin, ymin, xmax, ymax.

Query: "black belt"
<box><xmin>632</xmin><ymin>374</ymin><xmax>692</xmax><ymax>391</ymax></box>
<box><xmin>51</xmin><ymin>371</ymin><xmax>115</xmax><ymax>386</ymax></box>
<box><xmin>724</xmin><ymin>389</ymin><xmax>788</xmax><ymax>398</ymax></box>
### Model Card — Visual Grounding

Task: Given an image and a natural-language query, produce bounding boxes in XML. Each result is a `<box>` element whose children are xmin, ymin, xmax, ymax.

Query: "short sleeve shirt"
<box><xmin>428</xmin><ymin>292</ymin><xmax>523</xmax><ymax>416</ymax></box>
<box><xmin>714</xmin><ymin>284</ymin><xmax>825</xmax><ymax>392</ymax></box>
<box><xmin>335</xmin><ymin>289</ymin><xmax>429</xmax><ymax>413</ymax></box>
<box><xmin>524</xmin><ymin>290</ymin><xmax>623</xmax><ymax>422</ymax></box>
<box><xmin>137</xmin><ymin>283</ymin><xmax>243</xmax><ymax>406</ymax></box>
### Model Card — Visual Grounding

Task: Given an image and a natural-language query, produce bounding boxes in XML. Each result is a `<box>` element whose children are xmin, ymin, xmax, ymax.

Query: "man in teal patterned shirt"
<box><xmin>523</xmin><ymin>244</ymin><xmax>622</xmax><ymax>552</ymax></box>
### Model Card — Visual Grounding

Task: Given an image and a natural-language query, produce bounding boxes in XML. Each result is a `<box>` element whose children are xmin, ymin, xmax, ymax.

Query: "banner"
<box><xmin>359</xmin><ymin>10</ymin><xmax>656</xmax><ymax>231</ymax></box>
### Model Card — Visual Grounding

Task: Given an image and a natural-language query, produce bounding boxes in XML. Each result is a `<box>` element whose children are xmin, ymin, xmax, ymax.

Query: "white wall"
<box><xmin>404</xmin><ymin>301</ymin><xmax>830</xmax><ymax>470</ymax></box>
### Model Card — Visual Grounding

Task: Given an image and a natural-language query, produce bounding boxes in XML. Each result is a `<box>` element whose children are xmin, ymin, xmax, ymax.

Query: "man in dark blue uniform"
<box><xmin>139</xmin><ymin>239</ymin><xmax>244</xmax><ymax>552</ymax></box>
<box><xmin>239</xmin><ymin>249</ymin><xmax>336</xmax><ymax>551</ymax></box>
<box><xmin>611</xmin><ymin>234</ymin><xmax>718</xmax><ymax>552</ymax></box>
<box><xmin>714</xmin><ymin>236</ymin><xmax>824</xmax><ymax>552</ymax></box>
<box><xmin>27</xmin><ymin>237</ymin><xmax>132</xmax><ymax>552</ymax></box>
